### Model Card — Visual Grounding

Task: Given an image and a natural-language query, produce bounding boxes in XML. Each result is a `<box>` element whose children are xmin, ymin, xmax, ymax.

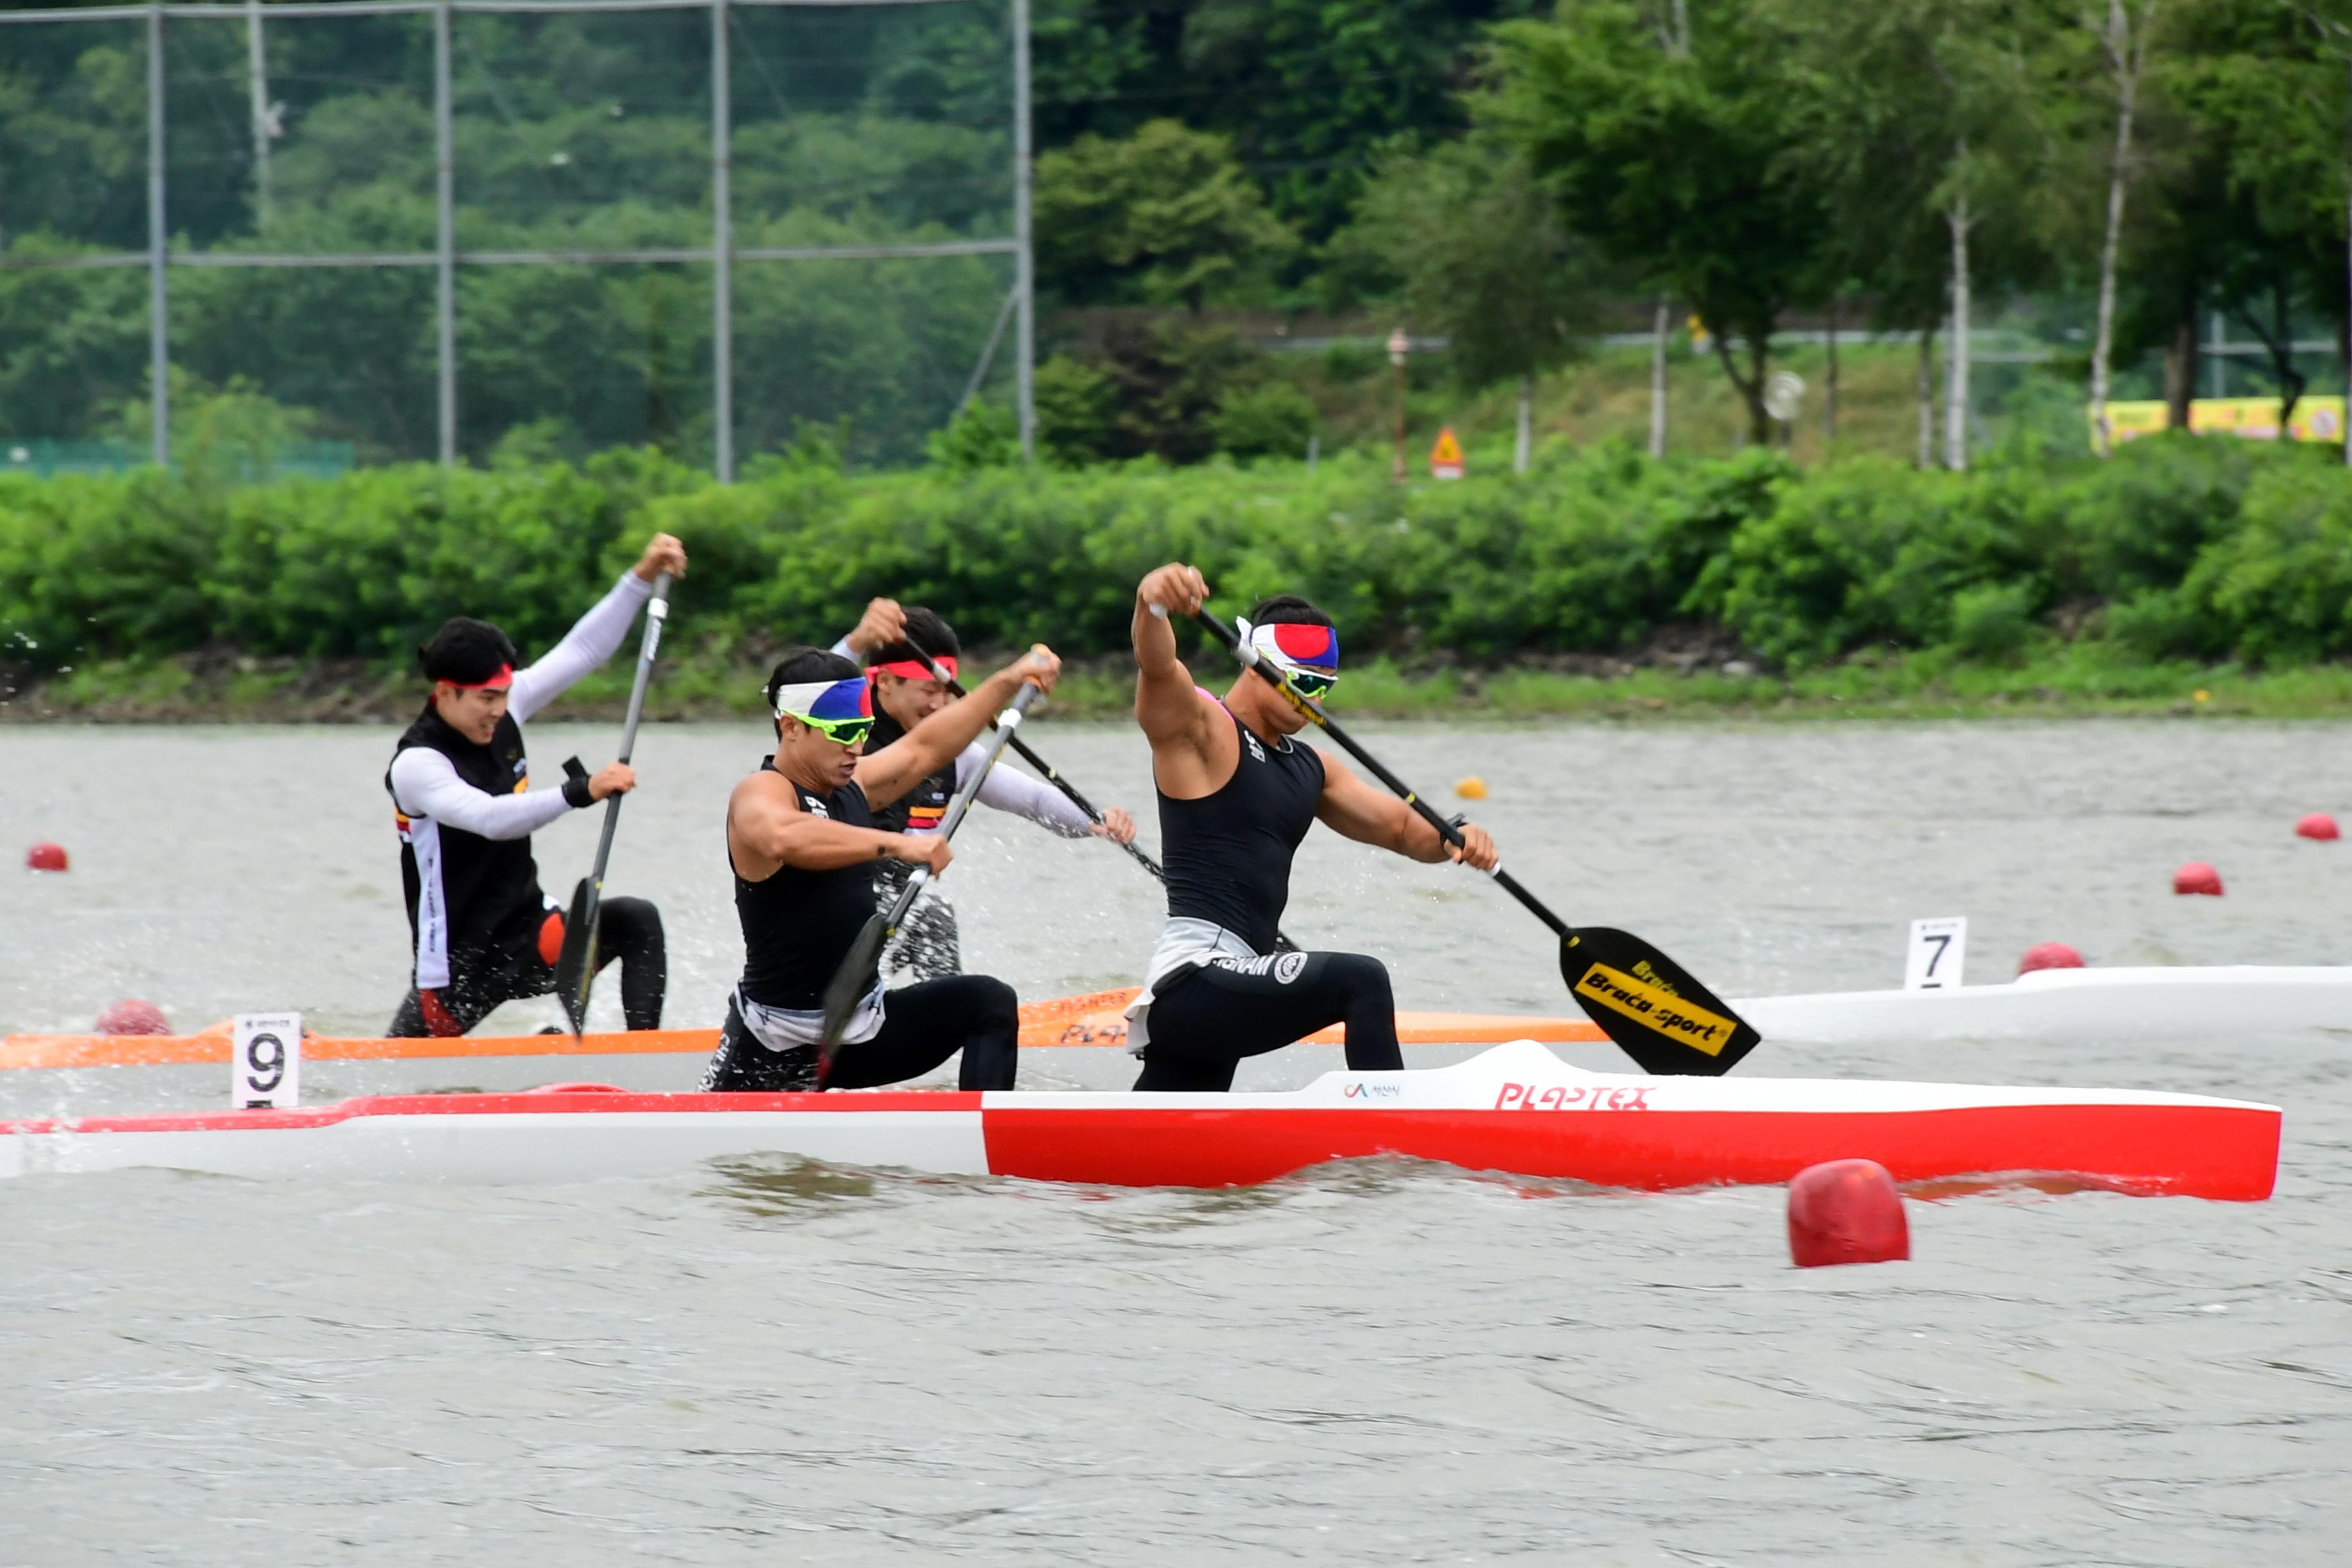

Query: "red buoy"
<box><xmin>95</xmin><ymin>999</ymin><xmax>171</xmax><ymax>1037</ymax></box>
<box><xmin>2173</xmin><ymin>861</ymin><xmax>2224</xmax><ymax>896</ymax></box>
<box><xmin>2296</xmin><ymin>813</ymin><xmax>2339</xmax><ymax>841</ymax></box>
<box><xmin>25</xmin><ymin>842</ymin><xmax>67</xmax><ymax>873</ymax></box>
<box><xmin>2017</xmin><ymin>941</ymin><xmax>2084</xmax><ymax>975</ymax></box>
<box><xmin>1787</xmin><ymin>1159</ymin><xmax>1910</xmax><ymax>1268</ymax></box>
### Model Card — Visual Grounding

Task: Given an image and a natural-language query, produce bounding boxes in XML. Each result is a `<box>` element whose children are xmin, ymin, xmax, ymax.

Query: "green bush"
<box><xmin>6</xmin><ymin>434</ymin><xmax>2352</xmax><ymax>677</ymax></box>
<box><xmin>1212</xmin><ymin>382</ymin><xmax>1317</xmax><ymax>462</ymax></box>
<box><xmin>1950</xmin><ymin>582</ymin><xmax>2037</xmax><ymax>663</ymax></box>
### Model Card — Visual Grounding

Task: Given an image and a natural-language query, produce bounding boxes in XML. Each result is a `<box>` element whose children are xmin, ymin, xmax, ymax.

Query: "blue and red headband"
<box><xmin>772</xmin><ymin>675</ymin><xmax>872</xmax><ymax>726</ymax></box>
<box><xmin>1246</xmin><ymin>619</ymin><xmax>1339</xmax><ymax>676</ymax></box>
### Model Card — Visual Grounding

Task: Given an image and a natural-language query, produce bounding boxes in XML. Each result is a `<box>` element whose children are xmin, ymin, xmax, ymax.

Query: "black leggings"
<box><xmin>1133</xmin><ymin>950</ymin><xmax>1399</xmax><ymax>1092</ymax></box>
<box><xmin>700</xmin><ymin>974</ymin><xmax>1020</xmax><ymax>1092</ymax></box>
<box><xmin>387</xmin><ymin>896</ymin><xmax>667</xmax><ymax>1037</ymax></box>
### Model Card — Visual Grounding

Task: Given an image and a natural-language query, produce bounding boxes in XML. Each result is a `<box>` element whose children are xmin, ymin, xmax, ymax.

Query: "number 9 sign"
<box><xmin>232</xmin><ymin>1013</ymin><xmax>303</xmax><ymax>1109</ymax></box>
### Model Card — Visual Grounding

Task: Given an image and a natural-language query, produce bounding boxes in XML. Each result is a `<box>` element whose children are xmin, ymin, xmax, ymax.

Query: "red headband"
<box><xmin>440</xmin><ymin>664</ymin><xmax>514</xmax><ymax>691</ymax></box>
<box><xmin>868</xmin><ymin>654</ymin><xmax>956</xmax><ymax>683</ymax></box>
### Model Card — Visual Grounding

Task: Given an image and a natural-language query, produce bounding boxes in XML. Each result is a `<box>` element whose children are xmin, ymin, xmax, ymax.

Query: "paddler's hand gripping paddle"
<box><xmin>892</xmin><ymin>634</ymin><xmax>1299</xmax><ymax>955</ymax></box>
<box><xmin>816</xmin><ymin>680</ymin><xmax>1046</xmax><ymax>1084</ymax></box>
<box><xmin>553</xmin><ymin>571</ymin><xmax>671</xmax><ymax>1041</ymax></box>
<box><xmin>1185</xmin><ymin>605</ymin><xmax>1758</xmax><ymax>1077</ymax></box>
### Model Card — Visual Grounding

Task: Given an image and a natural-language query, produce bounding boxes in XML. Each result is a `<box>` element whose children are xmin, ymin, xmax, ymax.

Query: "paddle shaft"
<box><xmin>583</xmin><ymin>573</ymin><xmax>672</xmax><ymax>896</ymax></box>
<box><xmin>896</xmin><ymin>643</ymin><xmax>1163</xmax><ymax>883</ymax></box>
<box><xmin>1188</xmin><ymin>607</ymin><xmax>1571</xmax><ymax>941</ymax></box>
<box><xmin>819</xmin><ymin>681</ymin><xmax>1044</xmax><ymax>1067</ymax></box>
<box><xmin>882</xmin><ymin>682</ymin><xmax>1042</xmax><ymax>923</ymax></box>
<box><xmin>894</xmin><ymin>638</ymin><xmax>1299</xmax><ymax>953</ymax></box>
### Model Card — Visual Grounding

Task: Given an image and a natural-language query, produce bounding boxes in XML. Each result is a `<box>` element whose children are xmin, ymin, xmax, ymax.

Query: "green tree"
<box><xmin>1034</xmin><ymin>119</ymin><xmax>1297</xmax><ymax>313</ymax></box>
<box><xmin>1337</xmin><ymin>135</ymin><xmax>1602</xmax><ymax>472</ymax></box>
<box><xmin>1773</xmin><ymin>0</ymin><xmax>2054</xmax><ymax>469</ymax></box>
<box><xmin>1487</xmin><ymin>0</ymin><xmax>1830</xmax><ymax>445</ymax></box>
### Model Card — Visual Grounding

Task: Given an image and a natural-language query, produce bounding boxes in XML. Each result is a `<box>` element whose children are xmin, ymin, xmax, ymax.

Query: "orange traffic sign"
<box><xmin>1430</xmin><ymin>426</ymin><xmax>1464</xmax><ymax>479</ymax></box>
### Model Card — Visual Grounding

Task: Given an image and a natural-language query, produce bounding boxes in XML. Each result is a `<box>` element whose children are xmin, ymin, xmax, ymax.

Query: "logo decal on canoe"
<box><xmin>1494</xmin><ymin>1082</ymin><xmax>1652</xmax><ymax>1111</ymax></box>
<box><xmin>1574</xmin><ymin>961</ymin><xmax>1736</xmax><ymax>1055</ymax></box>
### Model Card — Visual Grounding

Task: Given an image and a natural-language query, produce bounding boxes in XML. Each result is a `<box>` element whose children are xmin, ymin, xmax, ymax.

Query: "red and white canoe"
<box><xmin>0</xmin><ymin>1043</ymin><xmax>2281</xmax><ymax>1199</ymax></box>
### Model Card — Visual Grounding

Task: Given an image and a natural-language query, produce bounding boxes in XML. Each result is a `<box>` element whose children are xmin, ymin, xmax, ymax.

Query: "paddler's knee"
<box><xmin>971</xmin><ymin>974</ymin><xmax>1017</xmax><ymax>1032</ymax></box>
<box><xmin>1319</xmin><ymin>952</ymin><xmax>1393</xmax><ymax>1000</ymax></box>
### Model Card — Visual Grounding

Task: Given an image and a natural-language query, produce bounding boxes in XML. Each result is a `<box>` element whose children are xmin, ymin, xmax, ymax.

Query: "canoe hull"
<box><xmin>0</xmin><ymin>1043</ymin><xmax>2281</xmax><ymax>1200</ymax></box>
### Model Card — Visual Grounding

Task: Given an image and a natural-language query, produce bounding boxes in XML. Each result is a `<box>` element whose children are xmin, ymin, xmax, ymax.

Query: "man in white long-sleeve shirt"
<box><xmin>833</xmin><ymin>600</ymin><xmax>1138</xmax><ymax>981</ymax></box>
<box><xmin>384</xmin><ymin>534</ymin><xmax>688</xmax><ymax>1036</ymax></box>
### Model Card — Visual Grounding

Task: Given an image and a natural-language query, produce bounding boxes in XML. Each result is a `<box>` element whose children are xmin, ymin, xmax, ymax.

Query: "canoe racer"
<box><xmin>701</xmin><ymin>641</ymin><xmax>1063</xmax><ymax>1092</ymax></box>
<box><xmin>833</xmin><ymin>598</ymin><xmax>1137</xmax><ymax>981</ymax></box>
<box><xmin>384</xmin><ymin>534</ymin><xmax>687</xmax><ymax>1037</ymax></box>
<box><xmin>1122</xmin><ymin>563</ymin><xmax>1498</xmax><ymax>1090</ymax></box>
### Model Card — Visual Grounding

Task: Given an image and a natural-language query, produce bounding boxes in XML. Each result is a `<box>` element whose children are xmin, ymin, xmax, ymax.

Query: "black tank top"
<box><xmin>1158</xmin><ymin>700</ymin><xmax>1324</xmax><ymax>954</ymax></box>
<box><xmin>386</xmin><ymin>702</ymin><xmax>544</xmax><ymax>970</ymax></box>
<box><xmin>864</xmin><ymin>710</ymin><xmax>955</xmax><ymax>837</ymax></box>
<box><xmin>732</xmin><ymin>760</ymin><xmax>879</xmax><ymax>1010</ymax></box>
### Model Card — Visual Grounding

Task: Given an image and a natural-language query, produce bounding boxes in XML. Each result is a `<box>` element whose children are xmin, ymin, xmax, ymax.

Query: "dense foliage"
<box><xmin>6</xmin><ymin>436</ymin><xmax>2347</xmax><ymax>678</ymax></box>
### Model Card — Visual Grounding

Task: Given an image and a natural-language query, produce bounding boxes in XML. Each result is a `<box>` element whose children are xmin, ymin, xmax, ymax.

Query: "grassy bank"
<box><xmin>12</xmin><ymin>641</ymin><xmax>2349</xmax><ymax>725</ymax></box>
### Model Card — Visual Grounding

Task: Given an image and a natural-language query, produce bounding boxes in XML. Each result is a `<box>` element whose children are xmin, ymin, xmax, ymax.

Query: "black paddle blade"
<box><xmin>552</xmin><ymin>877</ymin><xmax>599</xmax><ymax>1041</ymax></box>
<box><xmin>817</xmin><ymin>912</ymin><xmax>892</xmax><ymax>1077</ymax></box>
<box><xmin>1559</xmin><ymin>926</ymin><xmax>1758</xmax><ymax>1077</ymax></box>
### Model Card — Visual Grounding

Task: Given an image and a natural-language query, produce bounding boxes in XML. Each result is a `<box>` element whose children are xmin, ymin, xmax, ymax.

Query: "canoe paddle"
<box><xmin>888</xmin><ymin>635</ymin><xmax>1300</xmax><ymax>954</ymax></box>
<box><xmin>1186</xmin><ymin>605</ymin><xmax>1758</xmax><ymax>1077</ymax></box>
<box><xmin>552</xmin><ymin>571</ymin><xmax>672</xmax><ymax>1040</ymax></box>
<box><xmin>818</xmin><ymin>680</ymin><xmax>1045</xmax><ymax>1084</ymax></box>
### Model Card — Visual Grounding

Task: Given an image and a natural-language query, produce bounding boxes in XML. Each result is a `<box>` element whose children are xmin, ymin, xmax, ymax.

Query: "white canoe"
<box><xmin>1743</xmin><ymin>965</ymin><xmax>2352</xmax><ymax>1045</ymax></box>
<box><xmin>0</xmin><ymin>1041</ymin><xmax>2281</xmax><ymax>1200</ymax></box>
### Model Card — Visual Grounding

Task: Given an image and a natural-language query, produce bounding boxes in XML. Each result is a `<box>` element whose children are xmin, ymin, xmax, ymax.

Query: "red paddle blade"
<box><xmin>1560</xmin><ymin>926</ymin><xmax>1758</xmax><ymax>1077</ymax></box>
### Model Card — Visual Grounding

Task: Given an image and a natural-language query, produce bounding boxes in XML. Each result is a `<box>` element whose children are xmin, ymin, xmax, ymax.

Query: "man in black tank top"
<box><xmin>1126</xmin><ymin>562</ymin><xmax>1500</xmax><ymax>1091</ymax></box>
<box><xmin>828</xmin><ymin>600</ymin><xmax>1137</xmax><ymax>983</ymax></box>
<box><xmin>700</xmin><ymin>640</ymin><xmax>1064</xmax><ymax>1093</ymax></box>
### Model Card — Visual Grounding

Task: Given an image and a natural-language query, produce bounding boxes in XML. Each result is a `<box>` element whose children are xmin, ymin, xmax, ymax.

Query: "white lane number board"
<box><xmin>1903</xmin><ymin>917</ymin><xmax>1967</xmax><ymax>992</ymax></box>
<box><xmin>233</xmin><ymin>1013</ymin><xmax>302</xmax><ymax>1109</ymax></box>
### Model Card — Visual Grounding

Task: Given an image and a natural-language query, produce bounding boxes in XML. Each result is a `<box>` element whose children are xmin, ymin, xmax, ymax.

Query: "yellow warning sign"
<box><xmin>1429</xmin><ymin>427</ymin><xmax>1464</xmax><ymax>480</ymax></box>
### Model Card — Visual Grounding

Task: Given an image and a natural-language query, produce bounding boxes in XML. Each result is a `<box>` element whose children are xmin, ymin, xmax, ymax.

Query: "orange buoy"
<box><xmin>2295</xmin><ymin>813</ymin><xmax>2339</xmax><ymax>841</ymax></box>
<box><xmin>2017</xmin><ymin>942</ymin><xmax>2084</xmax><ymax>975</ymax></box>
<box><xmin>1455</xmin><ymin>776</ymin><xmax>1488</xmax><ymax>800</ymax></box>
<box><xmin>95</xmin><ymin>999</ymin><xmax>171</xmax><ymax>1037</ymax></box>
<box><xmin>25</xmin><ymin>842</ymin><xmax>67</xmax><ymax>873</ymax></box>
<box><xmin>1787</xmin><ymin>1159</ymin><xmax>1910</xmax><ymax>1268</ymax></box>
<box><xmin>2173</xmin><ymin>861</ymin><xmax>2224</xmax><ymax>896</ymax></box>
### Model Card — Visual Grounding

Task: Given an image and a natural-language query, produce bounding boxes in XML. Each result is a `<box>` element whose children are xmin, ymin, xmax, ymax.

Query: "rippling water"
<box><xmin>3</xmin><ymin>721</ymin><xmax>2350</xmax><ymax>1560</ymax></box>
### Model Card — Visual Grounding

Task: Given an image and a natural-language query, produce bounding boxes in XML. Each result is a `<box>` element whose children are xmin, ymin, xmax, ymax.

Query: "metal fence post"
<box><xmin>147</xmin><ymin>1</ymin><xmax>170</xmax><ymax>467</ymax></box>
<box><xmin>1011</xmin><ymin>0</ymin><xmax>1034</xmax><ymax>462</ymax></box>
<box><xmin>247</xmin><ymin>0</ymin><xmax>270</xmax><ymax>226</ymax></box>
<box><xmin>434</xmin><ymin>0</ymin><xmax>456</xmax><ymax>466</ymax></box>
<box><xmin>712</xmin><ymin>0</ymin><xmax>734</xmax><ymax>482</ymax></box>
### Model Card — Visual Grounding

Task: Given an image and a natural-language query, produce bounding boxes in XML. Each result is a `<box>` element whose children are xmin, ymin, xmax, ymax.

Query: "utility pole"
<box><xmin>1387</xmin><ymin>326</ymin><xmax>1410</xmax><ymax>484</ymax></box>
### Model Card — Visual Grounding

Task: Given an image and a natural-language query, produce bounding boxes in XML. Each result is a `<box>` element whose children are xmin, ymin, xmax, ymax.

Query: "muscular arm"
<box><xmin>854</xmin><ymin>660</ymin><xmax>1038</xmax><ymax>810</ymax></box>
<box><xmin>728</xmin><ymin>776</ymin><xmax>908</xmax><ymax>877</ymax></box>
<box><xmin>1132</xmin><ymin>574</ymin><xmax>1231</xmax><ymax>798</ymax></box>
<box><xmin>1312</xmin><ymin>750</ymin><xmax>1455</xmax><ymax>862</ymax></box>
<box><xmin>389</xmin><ymin>747</ymin><xmax>575</xmax><ymax>841</ymax></box>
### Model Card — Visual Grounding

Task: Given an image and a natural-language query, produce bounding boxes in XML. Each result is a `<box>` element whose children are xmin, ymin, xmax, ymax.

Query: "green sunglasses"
<box><xmin>1285</xmin><ymin>669</ymin><xmax>1338</xmax><ymax>700</ymax></box>
<box><xmin>799</xmin><ymin>713</ymin><xmax>876</xmax><ymax>746</ymax></box>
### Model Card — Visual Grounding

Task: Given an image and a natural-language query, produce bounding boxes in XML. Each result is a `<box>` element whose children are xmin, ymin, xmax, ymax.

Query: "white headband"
<box><xmin>770</xmin><ymin>676</ymin><xmax>867</xmax><ymax>723</ymax></box>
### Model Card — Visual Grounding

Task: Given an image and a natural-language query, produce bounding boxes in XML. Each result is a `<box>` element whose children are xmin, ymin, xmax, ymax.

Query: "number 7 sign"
<box><xmin>1903</xmin><ymin>918</ymin><xmax>1968</xmax><ymax>992</ymax></box>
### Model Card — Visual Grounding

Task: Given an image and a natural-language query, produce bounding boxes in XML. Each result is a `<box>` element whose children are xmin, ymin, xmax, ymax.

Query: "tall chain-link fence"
<box><xmin>0</xmin><ymin>0</ymin><xmax>1034</xmax><ymax>475</ymax></box>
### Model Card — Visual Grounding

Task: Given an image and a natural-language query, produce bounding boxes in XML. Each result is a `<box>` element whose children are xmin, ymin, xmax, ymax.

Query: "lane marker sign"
<box><xmin>1903</xmin><ymin>917</ymin><xmax>1967</xmax><ymax>992</ymax></box>
<box><xmin>233</xmin><ymin>1013</ymin><xmax>302</xmax><ymax>1110</ymax></box>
